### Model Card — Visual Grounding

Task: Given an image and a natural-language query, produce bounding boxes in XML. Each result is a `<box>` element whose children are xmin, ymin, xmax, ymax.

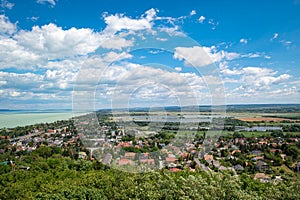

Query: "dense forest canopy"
<box><xmin>0</xmin><ymin>156</ymin><xmax>299</xmax><ymax>200</ymax></box>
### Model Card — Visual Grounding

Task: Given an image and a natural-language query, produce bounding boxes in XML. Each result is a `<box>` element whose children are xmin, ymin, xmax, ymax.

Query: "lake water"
<box><xmin>125</xmin><ymin>115</ymin><xmax>214</xmax><ymax>123</ymax></box>
<box><xmin>243</xmin><ymin>126</ymin><xmax>282</xmax><ymax>132</ymax></box>
<box><xmin>0</xmin><ymin>110</ymin><xmax>76</xmax><ymax>128</ymax></box>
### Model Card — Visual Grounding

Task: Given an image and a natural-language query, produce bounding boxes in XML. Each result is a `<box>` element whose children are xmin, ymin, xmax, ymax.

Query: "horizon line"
<box><xmin>1</xmin><ymin>103</ymin><xmax>300</xmax><ymax>111</ymax></box>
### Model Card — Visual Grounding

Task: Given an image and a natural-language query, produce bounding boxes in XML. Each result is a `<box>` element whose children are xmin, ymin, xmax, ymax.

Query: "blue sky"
<box><xmin>0</xmin><ymin>0</ymin><xmax>300</xmax><ymax>110</ymax></box>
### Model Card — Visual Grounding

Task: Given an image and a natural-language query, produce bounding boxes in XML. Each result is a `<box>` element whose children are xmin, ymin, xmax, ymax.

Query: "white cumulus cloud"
<box><xmin>0</xmin><ymin>38</ymin><xmax>41</xmax><ymax>69</ymax></box>
<box><xmin>198</xmin><ymin>16</ymin><xmax>205</xmax><ymax>23</ymax></box>
<box><xmin>37</xmin><ymin>0</ymin><xmax>57</xmax><ymax>7</ymax></box>
<box><xmin>0</xmin><ymin>0</ymin><xmax>14</xmax><ymax>9</ymax></box>
<box><xmin>14</xmin><ymin>23</ymin><xmax>103</xmax><ymax>60</ymax></box>
<box><xmin>174</xmin><ymin>46</ymin><xmax>240</xmax><ymax>67</ymax></box>
<box><xmin>100</xmin><ymin>37</ymin><xmax>134</xmax><ymax>50</ymax></box>
<box><xmin>103</xmin><ymin>9</ymin><xmax>156</xmax><ymax>34</ymax></box>
<box><xmin>240</xmin><ymin>38</ymin><xmax>248</xmax><ymax>44</ymax></box>
<box><xmin>190</xmin><ymin>10</ymin><xmax>196</xmax><ymax>16</ymax></box>
<box><xmin>0</xmin><ymin>15</ymin><xmax>17</xmax><ymax>35</ymax></box>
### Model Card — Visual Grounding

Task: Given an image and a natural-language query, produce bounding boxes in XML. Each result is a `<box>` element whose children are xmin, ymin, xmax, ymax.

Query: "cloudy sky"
<box><xmin>0</xmin><ymin>0</ymin><xmax>300</xmax><ymax>110</ymax></box>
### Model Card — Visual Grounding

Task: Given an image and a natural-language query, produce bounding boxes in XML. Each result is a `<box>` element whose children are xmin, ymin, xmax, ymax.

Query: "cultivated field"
<box><xmin>236</xmin><ymin>117</ymin><xmax>294</xmax><ymax>122</ymax></box>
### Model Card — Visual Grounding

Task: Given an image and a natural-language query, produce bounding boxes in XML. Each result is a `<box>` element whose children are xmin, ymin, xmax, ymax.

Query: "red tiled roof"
<box><xmin>118</xmin><ymin>158</ymin><xmax>133</xmax><ymax>165</ymax></box>
<box><xmin>169</xmin><ymin>168</ymin><xmax>181</xmax><ymax>172</ymax></box>
<box><xmin>254</xmin><ymin>156</ymin><xmax>264</xmax><ymax>160</ymax></box>
<box><xmin>180</xmin><ymin>153</ymin><xmax>188</xmax><ymax>159</ymax></box>
<box><xmin>270</xmin><ymin>149</ymin><xmax>282</xmax><ymax>153</ymax></box>
<box><xmin>204</xmin><ymin>155</ymin><xmax>213</xmax><ymax>161</ymax></box>
<box><xmin>254</xmin><ymin>173</ymin><xmax>270</xmax><ymax>180</ymax></box>
<box><xmin>117</xmin><ymin>142</ymin><xmax>132</xmax><ymax>147</ymax></box>
<box><xmin>166</xmin><ymin>157</ymin><xmax>177</xmax><ymax>163</ymax></box>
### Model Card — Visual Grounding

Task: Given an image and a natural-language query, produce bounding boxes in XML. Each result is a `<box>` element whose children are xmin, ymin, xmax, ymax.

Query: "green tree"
<box><xmin>35</xmin><ymin>146</ymin><xmax>52</xmax><ymax>159</ymax></box>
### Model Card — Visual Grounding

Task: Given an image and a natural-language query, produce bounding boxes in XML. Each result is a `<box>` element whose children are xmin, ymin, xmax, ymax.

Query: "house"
<box><xmin>167</xmin><ymin>153</ymin><xmax>176</xmax><ymax>158</ymax></box>
<box><xmin>166</xmin><ymin>157</ymin><xmax>177</xmax><ymax>163</ymax></box>
<box><xmin>189</xmin><ymin>168</ymin><xmax>196</xmax><ymax>172</ymax></box>
<box><xmin>274</xmin><ymin>176</ymin><xmax>283</xmax><ymax>182</ymax></box>
<box><xmin>140</xmin><ymin>159</ymin><xmax>155</xmax><ymax>165</ymax></box>
<box><xmin>168</xmin><ymin>162</ymin><xmax>177</xmax><ymax>168</ymax></box>
<box><xmin>169</xmin><ymin>168</ymin><xmax>181</xmax><ymax>172</ymax></box>
<box><xmin>271</xmin><ymin>143</ymin><xmax>277</xmax><ymax>148</ymax></box>
<box><xmin>252</xmin><ymin>156</ymin><xmax>264</xmax><ymax>161</ymax></box>
<box><xmin>219</xmin><ymin>166</ymin><xmax>227</xmax><ymax>171</ymax></box>
<box><xmin>78</xmin><ymin>152</ymin><xmax>87</xmax><ymax>159</ymax></box>
<box><xmin>280</xmin><ymin>154</ymin><xmax>287</xmax><ymax>160</ymax></box>
<box><xmin>190</xmin><ymin>149</ymin><xmax>197</xmax><ymax>155</ymax></box>
<box><xmin>117</xmin><ymin>142</ymin><xmax>132</xmax><ymax>148</ymax></box>
<box><xmin>211</xmin><ymin>160</ymin><xmax>221</xmax><ymax>168</ymax></box>
<box><xmin>233</xmin><ymin>164</ymin><xmax>245</xmax><ymax>172</ymax></box>
<box><xmin>139</xmin><ymin>153</ymin><xmax>149</xmax><ymax>160</ymax></box>
<box><xmin>48</xmin><ymin>129</ymin><xmax>55</xmax><ymax>133</ymax></box>
<box><xmin>231</xmin><ymin>150</ymin><xmax>241</xmax><ymax>155</ymax></box>
<box><xmin>226</xmin><ymin>155</ymin><xmax>237</xmax><ymax>160</ymax></box>
<box><xmin>255</xmin><ymin>160</ymin><xmax>269</xmax><ymax>171</ymax></box>
<box><xmin>250</xmin><ymin>150</ymin><xmax>263</xmax><ymax>156</ymax></box>
<box><xmin>116</xmin><ymin>136</ymin><xmax>123</xmax><ymax>140</ymax></box>
<box><xmin>204</xmin><ymin>154</ymin><xmax>214</xmax><ymax>161</ymax></box>
<box><xmin>180</xmin><ymin>153</ymin><xmax>189</xmax><ymax>160</ymax></box>
<box><xmin>254</xmin><ymin>173</ymin><xmax>271</xmax><ymax>183</ymax></box>
<box><xmin>231</xmin><ymin>145</ymin><xmax>239</xmax><ymax>150</ymax></box>
<box><xmin>118</xmin><ymin>158</ymin><xmax>133</xmax><ymax>165</ymax></box>
<box><xmin>124</xmin><ymin>152</ymin><xmax>136</xmax><ymax>160</ymax></box>
<box><xmin>270</xmin><ymin>149</ymin><xmax>282</xmax><ymax>154</ymax></box>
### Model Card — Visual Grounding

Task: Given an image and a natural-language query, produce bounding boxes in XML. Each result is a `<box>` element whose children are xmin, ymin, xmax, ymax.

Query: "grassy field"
<box><xmin>227</xmin><ymin>131</ymin><xmax>271</xmax><ymax>138</ymax></box>
<box><xmin>272</xmin><ymin>164</ymin><xmax>295</xmax><ymax>175</ymax></box>
<box><xmin>262</xmin><ymin>113</ymin><xmax>300</xmax><ymax>120</ymax></box>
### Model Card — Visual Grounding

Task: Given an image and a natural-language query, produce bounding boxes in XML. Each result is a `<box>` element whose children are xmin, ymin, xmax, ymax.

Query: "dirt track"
<box><xmin>237</xmin><ymin>117</ymin><xmax>292</xmax><ymax>122</ymax></box>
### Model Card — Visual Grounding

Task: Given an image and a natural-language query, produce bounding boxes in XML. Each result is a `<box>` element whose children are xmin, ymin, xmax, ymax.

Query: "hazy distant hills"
<box><xmin>2</xmin><ymin>104</ymin><xmax>299</xmax><ymax>114</ymax></box>
<box><xmin>97</xmin><ymin>104</ymin><xmax>300</xmax><ymax>113</ymax></box>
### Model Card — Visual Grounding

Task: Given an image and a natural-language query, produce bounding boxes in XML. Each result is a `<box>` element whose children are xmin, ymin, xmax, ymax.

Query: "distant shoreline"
<box><xmin>1</xmin><ymin>103</ymin><xmax>299</xmax><ymax>129</ymax></box>
<box><xmin>0</xmin><ymin>109</ymin><xmax>72</xmax><ymax>113</ymax></box>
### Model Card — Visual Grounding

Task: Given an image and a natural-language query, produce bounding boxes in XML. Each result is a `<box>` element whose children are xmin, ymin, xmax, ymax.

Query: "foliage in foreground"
<box><xmin>0</xmin><ymin>157</ymin><xmax>299</xmax><ymax>200</ymax></box>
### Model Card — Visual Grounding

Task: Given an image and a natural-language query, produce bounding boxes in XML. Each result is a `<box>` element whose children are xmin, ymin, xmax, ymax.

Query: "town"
<box><xmin>1</xmin><ymin>108</ymin><xmax>299</xmax><ymax>184</ymax></box>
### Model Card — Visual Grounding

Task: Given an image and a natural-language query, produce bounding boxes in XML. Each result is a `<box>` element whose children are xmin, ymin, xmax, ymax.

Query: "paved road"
<box><xmin>194</xmin><ymin>158</ymin><xmax>210</xmax><ymax>172</ymax></box>
<box><xmin>9</xmin><ymin>131</ymin><xmax>45</xmax><ymax>142</ymax></box>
